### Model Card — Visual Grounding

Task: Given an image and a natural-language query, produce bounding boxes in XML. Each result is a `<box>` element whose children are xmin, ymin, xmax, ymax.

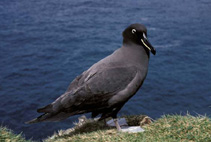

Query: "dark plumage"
<box><xmin>26</xmin><ymin>23</ymin><xmax>156</xmax><ymax>131</ymax></box>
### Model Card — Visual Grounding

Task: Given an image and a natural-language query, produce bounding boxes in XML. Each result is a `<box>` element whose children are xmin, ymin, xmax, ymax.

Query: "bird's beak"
<box><xmin>141</xmin><ymin>33</ymin><xmax>156</xmax><ymax>55</ymax></box>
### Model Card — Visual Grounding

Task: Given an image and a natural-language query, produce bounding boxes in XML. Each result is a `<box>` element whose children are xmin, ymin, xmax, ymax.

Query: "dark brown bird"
<box><xmin>26</xmin><ymin>23</ymin><xmax>156</xmax><ymax>131</ymax></box>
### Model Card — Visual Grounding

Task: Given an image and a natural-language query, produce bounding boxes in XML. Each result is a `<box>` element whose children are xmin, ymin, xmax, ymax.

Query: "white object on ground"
<box><xmin>106</xmin><ymin>118</ymin><xmax>145</xmax><ymax>133</ymax></box>
<box><xmin>121</xmin><ymin>126</ymin><xmax>145</xmax><ymax>133</ymax></box>
<box><xmin>106</xmin><ymin>118</ymin><xmax>128</xmax><ymax>127</ymax></box>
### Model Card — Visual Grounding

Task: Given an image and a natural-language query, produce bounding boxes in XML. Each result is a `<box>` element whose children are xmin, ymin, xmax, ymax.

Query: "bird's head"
<box><xmin>122</xmin><ymin>23</ymin><xmax>156</xmax><ymax>55</ymax></box>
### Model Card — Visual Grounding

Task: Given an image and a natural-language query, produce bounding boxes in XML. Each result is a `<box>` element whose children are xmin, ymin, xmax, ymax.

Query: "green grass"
<box><xmin>1</xmin><ymin>115</ymin><xmax>210</xmax><ymax>142</ymax></box>
<box><xmin>0</xmin><ymin>126</ymin><xmax>30</xmax><ymax>142</ymax></box>
<box><xmin>45</xmin><ymin>114</ymin><xmax>211</xmax><ymax>142</ymax></box>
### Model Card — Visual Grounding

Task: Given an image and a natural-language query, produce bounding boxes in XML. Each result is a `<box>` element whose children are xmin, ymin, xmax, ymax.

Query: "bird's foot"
<box><xmin>103</xmin><ymin>119</ymin><xmax>108</xmax><ymax>127</ymax></box>
<box><xmin>113</xmin><ymin>118</ymin><xmax>122</xmax><ymax>132</ymax></box>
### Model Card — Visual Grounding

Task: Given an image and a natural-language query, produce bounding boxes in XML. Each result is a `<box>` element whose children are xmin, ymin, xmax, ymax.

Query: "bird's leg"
<box><xmin>103</xmin><ymin>118</ymin><xmax>107</xmax><ymax>126</ymax></box>
<box><xmin>113</xmin><ymin>118</ymin><xmax>121</xmax><ymax>132</ymax></box>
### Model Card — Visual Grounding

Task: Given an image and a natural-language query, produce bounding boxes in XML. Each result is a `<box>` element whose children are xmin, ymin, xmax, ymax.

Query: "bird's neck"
<box><xmin>119</xmin><ymin>43</ymin><xmax>149</xmax><ymax>71</ymax></box>
<box><xmin>122</xmin><ymin>42</ymin><xmax>150</xmax><ymax>58</ymax></box>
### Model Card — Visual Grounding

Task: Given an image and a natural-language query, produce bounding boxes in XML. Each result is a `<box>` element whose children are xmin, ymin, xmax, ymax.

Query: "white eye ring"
<box><xmin>132</xmin><ymin>29</ymin><xmax>136</xmax><ymax>34</ymax></box>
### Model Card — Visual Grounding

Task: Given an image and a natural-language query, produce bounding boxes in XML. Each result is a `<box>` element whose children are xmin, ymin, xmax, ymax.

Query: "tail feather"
<box><xmin>25</xmin><ymin>118</ymin><xmax>40</xmax><ymax>124</ymax></box>
<box><xmin>37</xmin><ymin>104</ymin><xmax>53</xmax><ymax>113</ymax></box>
<box><xmin>25</xmin><ymin>113</ymin><xmax>47</xmax><ymax>124</ymax></box>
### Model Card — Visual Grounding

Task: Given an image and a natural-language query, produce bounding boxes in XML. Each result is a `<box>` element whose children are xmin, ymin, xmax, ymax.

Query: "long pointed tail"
<box><xmin>26</xmin><ymin>91</ymin><xmax>78</xmax><ymax>124</ymax></box>
<box><xmin>25</xmin><ymin>113</ymin><xmax>50</xmax><ymax>124</ymax></box>
<box><xmin>25</xmin><ymin>111</ymin><xmax>72</xmax><ymax>124</ymax></box>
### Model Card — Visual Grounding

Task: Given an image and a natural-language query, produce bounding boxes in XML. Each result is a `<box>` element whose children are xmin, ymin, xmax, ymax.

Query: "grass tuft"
<box><xmin>0</xmin><ymin>126</ymin><xmax>31</xmax><ymax>142</ymax></box>
<box><xmin>143</xmin><ymin>114</ymin><xmax>211</xmax><ymax>142</ymax></box>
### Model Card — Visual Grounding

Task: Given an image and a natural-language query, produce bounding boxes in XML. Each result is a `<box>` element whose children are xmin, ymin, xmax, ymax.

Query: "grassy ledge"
<box><xmin>0</xmin><ymin>115</ymin><xmax>210</xmax><ymax>142</ymax></box>
<box><xmin>45</xmin><ymin>114</ymin><xmax>211</xmax><ymax>142</ymax></box>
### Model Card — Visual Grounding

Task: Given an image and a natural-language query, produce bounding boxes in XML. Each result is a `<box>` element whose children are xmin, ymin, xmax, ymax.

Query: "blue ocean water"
<box><xmin>0</xmin><ymin>0</ymin><xmax>211</xmax><ymax>140</ymax></box>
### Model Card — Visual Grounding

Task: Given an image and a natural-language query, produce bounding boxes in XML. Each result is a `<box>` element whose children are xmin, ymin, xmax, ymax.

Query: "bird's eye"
<box><xmin>131</xmin><ymin>29</ymin><xmax>136</xmax><ymax>34</ymax></box>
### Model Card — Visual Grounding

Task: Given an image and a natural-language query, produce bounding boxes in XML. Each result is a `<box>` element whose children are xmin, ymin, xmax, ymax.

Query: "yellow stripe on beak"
<box><xmin>141</xmin><ymin>39</ymin><xmax>151</xmax><ymax>51</ymax></box>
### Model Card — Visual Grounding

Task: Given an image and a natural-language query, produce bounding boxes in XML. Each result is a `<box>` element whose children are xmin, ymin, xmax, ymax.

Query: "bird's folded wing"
<box><xmin>85</xmin><ymin>66</ymin><xmax>138</xmax><ymax>95</ymax></box>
